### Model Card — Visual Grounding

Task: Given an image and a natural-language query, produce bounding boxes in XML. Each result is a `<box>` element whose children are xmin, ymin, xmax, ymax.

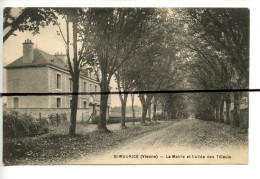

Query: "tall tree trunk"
<box><xmin>141</xmin><ymin>102</ymin><xmax>148</xmax><ymax>124</ymax></box>
<box><xmin>225</xmin><ymin>94</ymin><xmax>231</xmax><ymax>125</ymax></box>
<box><xmin>210</xmin><ymin>105</ymin><xmax>215</xmax><ymax>121</ymax></box>
<box><xmin>162</xmin><ymin>105</ymin><xmax>164</xmax><ymax>121</ymax></box>
<box><xmin>131</xmin><ymin>94</ymin><xmax>136</xmax><ymax>125</ymax></box>
<box><xmin>213</xmin><ymin>105</ymin><xmax>217</xmax><ymax>122</ymax></box>
<box><xmin>98</xmin><ymin>77</ymin><xmax>110</xmax><ymax>132</ymax></box>
<box><xmin>216</xmin><ymin>105</ymin><xmax>220</xmax><ymax>122</ymax></box>
<box><xmin>69</xmin><ymin>20</ymin><xmax>79</xmax><ymax>136</ymax></box>
<box><xmin>206</xmin><ymin>107</ymin><xmax>210</xmax><ymax>121</ymax></box>
<box><xmin>173</xmin><ymin>111</ymin><xmax>176</xmax><ymax>119</ymax></box>
<box><xmin>162</xmin><ymin>104</ymin><xmax>166</xmax><ymax>121</ymax></box>
<box><xmin>220</xmin><ymin>99</ymin><xmax>224</xmax><ymax>123</ymax></box>
<box><xmin>167</xmin><ymin>110</ymin><xmax>171</xmax><ymax>120</ymax></box>
<box><xmin>148</xmin><ymin>103</ymin><xmax>151</xmax><ymax>121</ymax></box>
<box><xmin>233</xmin><ymin>93</ymin><xmax>241</xmax><ymax>127</ymax></box>
<box><xmin>115</xmin><ymin>73</ymin><xmax>129</xmax><ymax>129</ymax></box>
<box><xmin>69</xmin><ymin>74</ymin><xmax>79</xmax><ymax>135</ymax></box>
<box><xmin>139</xmin><ymin>94</ymin><xmax>151</xmax><ymax>125</ymax></box>
<box><xmin>153</xmin><ymin>100</ymin><xmax>157</xmax><ymax>122</ymax></box>
<box><xmin>120</xmin><ymin>96</ymin><xmax>128</xmax><ymax>129</ymax></box>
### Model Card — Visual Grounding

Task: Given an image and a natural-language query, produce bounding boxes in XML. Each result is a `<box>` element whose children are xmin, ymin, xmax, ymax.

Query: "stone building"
<box><xmin>4</xmin><ymin>39</ymin><xmax>111</xmax><ymax>122</ymax></box>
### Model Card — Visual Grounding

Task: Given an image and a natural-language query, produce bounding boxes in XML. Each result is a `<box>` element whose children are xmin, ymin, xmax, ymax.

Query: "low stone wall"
<box><xmin>5</xmin><ymin>108</ymin><xmax>91</xmax><ymax>122</ymax></box>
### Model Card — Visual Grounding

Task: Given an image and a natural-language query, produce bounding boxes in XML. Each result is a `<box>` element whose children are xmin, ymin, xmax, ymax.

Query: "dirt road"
<box><xmin>68</xmin><ymin>119</ymin><xmax>248</xmax><ymax>164</ymax></box>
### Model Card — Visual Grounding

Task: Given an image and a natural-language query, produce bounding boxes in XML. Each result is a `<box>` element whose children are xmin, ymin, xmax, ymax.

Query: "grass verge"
<box><xmin>3</xmin><ymin>121</ymin><xmax>170</xmax><ymax>165</ymax></box>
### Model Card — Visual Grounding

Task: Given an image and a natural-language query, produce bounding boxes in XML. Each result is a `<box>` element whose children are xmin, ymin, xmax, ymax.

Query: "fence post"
<box><xmin>39</xmin><ymin>112</ymin><xmax>41</xmax><ymax>122</ymax></box>
<box><xmin>56</xmin><ymin>113</ymin><xmax>59</xmax><ymax>127</ymax></box>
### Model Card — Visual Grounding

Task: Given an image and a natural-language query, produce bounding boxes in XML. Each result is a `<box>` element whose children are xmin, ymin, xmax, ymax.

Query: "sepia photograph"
<box><xmin>2</xmin><ymin>7</ymin><xmax>249</xmax><ymax>166</ymax></box>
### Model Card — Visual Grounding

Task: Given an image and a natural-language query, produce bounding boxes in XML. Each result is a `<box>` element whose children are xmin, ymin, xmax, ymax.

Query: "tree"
<box><xmin>152</xmin><ymin>95</ymin><xmax>159</xmax><ymax>122</ymax></box>
<box><xmin>132</xmin><ymin>42</ymin><xmax>175</xmax><ymax>124</ymax></box>
<box><xmin>130</xmin><ymin>93</ymin><xmax>136</xmax><ymax>125</ymax></box>
<box><xmin>4</xmin><ymin>7</ymin><xmax>90</xmax><ymax>135</ymax></box>
<box><xmin>54</xmin><ymin>8</ymin><xmax>95</xmax><ymax>135</ymax></box>
<box><xmin>83</xmin><ymin>8</ymin><xmax>156</xmax><ymax>132</ymax></box>
<box><xmin>129</xmin><ymin>9</ymin><xmax>187</xmax><ymax>124</ymax></box>
<box><xmin>187</xmin><ymin>8</ymin><xmax>249</xmax><ymax>127</ymax></box>
<box><xmin>3</xmin><ymin>8</ymin><xmax>57</xmax><ymax>42</ymax></box>
<box><xmin>115</xmin><ymin>60</ymin><xmax>135</xmax><ymax>129</ymax></box>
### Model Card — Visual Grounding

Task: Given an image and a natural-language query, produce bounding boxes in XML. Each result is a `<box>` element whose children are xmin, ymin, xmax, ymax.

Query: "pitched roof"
<box><xmin>5</xmin><ymin>48</ymin><xmax>98</xmax><ymax>81</ymax></box>
<box><xmin>5</xmin><ymin>48</ymin><xmax>67</xmax><ymax>70</ymax></box>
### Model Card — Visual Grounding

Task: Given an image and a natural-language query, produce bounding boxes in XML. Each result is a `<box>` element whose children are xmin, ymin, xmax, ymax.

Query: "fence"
<box><xmin>109</xmin><ymin>109</ymin><xmax>141</xmax><ymax>118</ymax></box>
<box><xmin>4</xmin><ymin>108</ymin><xmax>91</xmax><ymax>123</ymax></box>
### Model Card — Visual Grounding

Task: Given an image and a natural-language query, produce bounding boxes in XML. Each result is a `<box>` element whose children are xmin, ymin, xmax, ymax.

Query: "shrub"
<box><xmin>91</xmin><ymin>116</ymin><xmax>100</xmax><ymax>124</ymax></box>
<box><xmin>59</xmin><ymin>112</ymin><xmax>68</xmax><ymax>121</ymax></box>
<box><xmin>48</xmin><ymin>112</ymin><xmax>68</xmax><ymax>126</ymax></box>
<box><xmin>3</xmin><ymin>111</ymin><xmax>49</xmax><ymax>138</ymax></box>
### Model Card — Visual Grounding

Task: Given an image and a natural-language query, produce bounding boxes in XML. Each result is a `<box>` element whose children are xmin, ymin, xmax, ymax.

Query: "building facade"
<box><xmin>5</xmin><ymin>39</ymin><xmax>111</xmax><ymax>122</ymax></box>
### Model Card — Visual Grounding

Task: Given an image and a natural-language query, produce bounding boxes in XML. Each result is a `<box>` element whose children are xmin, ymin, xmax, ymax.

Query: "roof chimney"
<box><xmin>54</xmin><ymin>52</ymin><xmax>67</xmax><ymax>64</ymax></box>
<box><xmin>23</xmin><ymin>39</ymin><xmax>34</xmax><ymax>63</ymax></box>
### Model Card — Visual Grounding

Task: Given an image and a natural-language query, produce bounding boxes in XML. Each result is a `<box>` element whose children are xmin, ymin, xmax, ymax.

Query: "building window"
<box><xmin>57</xmin><ymin>98</ymin><xmax>61</xmax><ymax>108</ymax></box>
<box><xmin>69</xmin><ymin>78</ymin><xmax>72</xmax><ymax>91</ymax></box>
<box><xmin>84</xmin><ymin>82</ymin><xmax>87</xmax><ymax>92</ymax></box>
<box><xmin>83</xmin><ymin>101</ymin><xmax>87</xmax><ymax>108</ymax></box>
<box><xmin>90</xmin><ymin>84</ymin><xmax>92</xmax><ymax>92</ymax></box>
<box><xmin>57</xmin><ymin>74</ymin><xmax>61</xmax><ymax>89</ymax></box>
<box><xmin>13</xmin><ymin>97</ymin><xmax>19</xmax><ymax>108</ymax></box>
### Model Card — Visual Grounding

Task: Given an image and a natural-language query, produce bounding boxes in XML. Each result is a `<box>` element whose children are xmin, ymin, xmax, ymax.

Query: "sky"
<box><xmin>3</xmin><ymin>13</ymin><xmax>141</xmax><ymax>107</ymax></box>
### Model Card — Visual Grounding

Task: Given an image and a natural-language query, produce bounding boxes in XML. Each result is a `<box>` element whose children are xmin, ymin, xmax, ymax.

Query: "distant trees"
<box><xmin>129</xmin><ymin>9</ymin><xmax>185</xmax><ymax>124</ymax></box>
<box><xmin>184</xmin><ymin>8</ymin><xmax>249</xmax><ymax>128</ymax></box>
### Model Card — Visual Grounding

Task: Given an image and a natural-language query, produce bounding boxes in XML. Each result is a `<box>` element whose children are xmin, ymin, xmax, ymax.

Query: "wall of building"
<box><xmin>6</xmin><ymin>67</ymin><xmax>48</xmax><ymax>93</ymax></box>
<box><xmin>7</xmin><ymin>96</ymin><xmax>49</xmax><ymax>108</ymax></box>
<box><xmin>6</xmin><ymin>67</ymin><xmax>49</xmax><ymax>108</ymax></box>
<box><xmin>47</xmin><ymin>67</ymin><xmax>102</xmax><ymax>108</ymax></box>
<box><xmin>6</xmin><ymin>65</ymin><xmax>111</xmax><ymax>122</ymax></box>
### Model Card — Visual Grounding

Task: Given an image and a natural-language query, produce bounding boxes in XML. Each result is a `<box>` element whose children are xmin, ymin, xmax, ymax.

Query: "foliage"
<box><xmin>80</xmin><ymin>8</ymin><xmax>158</xmax><ymax>130</ymax></box>
<box><xmin>4</xmin><ymin>8</ymin><xmax>57</xmax><ymax>42</ymax></box>
<box><xmin>187</xmin><ymin>8</ymin><xmax>249</xmax><ymax>88</ymax></box>
<box><xmin>3</xmin><ymin>111</ymin><xmax>49</xmax><ymax>138</ymax></box>
<box><xmin>48</xmin><ymin>112</ymin><xmax>68</xmax><ymax>125</ymax></box>
<box><xmin>173</xmin><ymin>8</ymin><xmax>250</xmax><ymax>124</ymax></box>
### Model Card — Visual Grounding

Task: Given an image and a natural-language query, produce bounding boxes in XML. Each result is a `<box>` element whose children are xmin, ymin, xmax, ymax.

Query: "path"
<box><xmin>68</xmin><ymin>119</ymin><xmax>248</xmax><ymax>164</ymax></box>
